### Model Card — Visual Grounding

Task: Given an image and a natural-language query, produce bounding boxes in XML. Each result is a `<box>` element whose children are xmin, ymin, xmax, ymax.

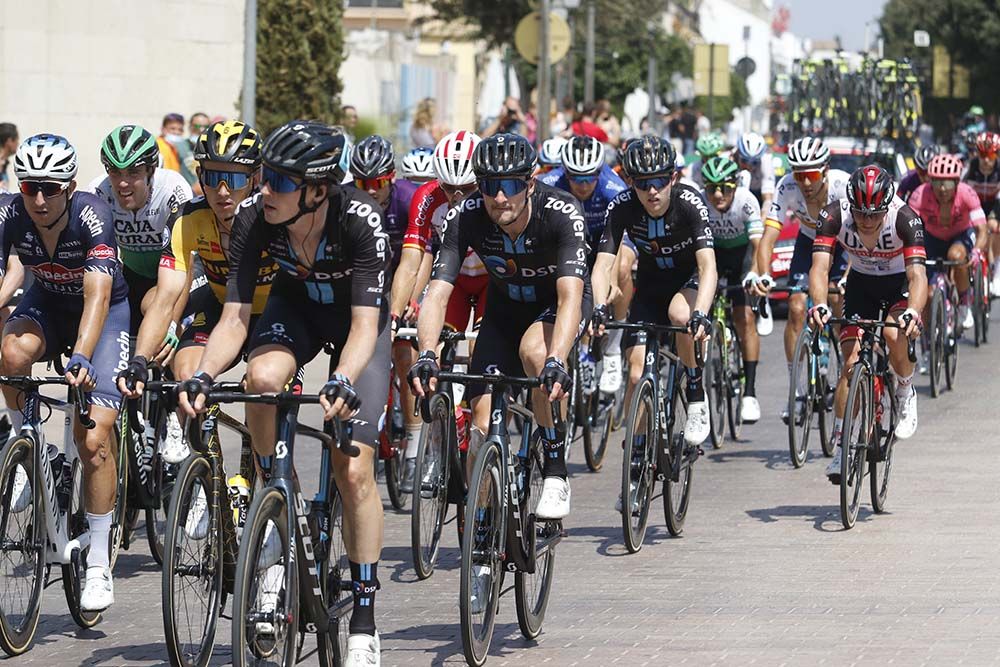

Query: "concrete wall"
<box><xmin>0</xmin><ymin>0</ymin><xmax>246</xmax><ymax>184</ymax></box>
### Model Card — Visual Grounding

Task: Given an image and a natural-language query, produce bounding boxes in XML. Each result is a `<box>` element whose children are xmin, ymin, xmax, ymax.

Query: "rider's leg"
<box><xmin>392</xmin><ymin>341</ymin><xmax>420</xmax><ymax>459</ymax></box>
<box><xmin>0</xmin><ymin>318</ymin><xmax>45</xmax><ymax>432</ymax></box>
<box><xmin>949</xmin><ymin>242</ymin><xmax>971</xmax><ymax>299</ymax></box>
<box><xmin>243</xmin><ymin>345</ymin><xmax>298</xmax><ymax>456</ymax></box>
<box><xmin>787</xmin><ymin>292</ymin><xmax>807</xmax><ymax>364</ymax></box>
<box><xmin>668</xmin><ymin>288</ymin><xmax>700</xmax><ymax>389</ymax></box>
<box><xmin>521</xmin><ymin>321</ymin><xmax>566</xmax><ymax>478</ymax></box>
<box><xmin>734</xmin><ymin>302</ymin><xmax>759</xmax><ymax>394</ymax></box>
<box><xmin>73</xmin><ymin>406</ymin><xmax>119</xmax><ymax>567</ymax></box>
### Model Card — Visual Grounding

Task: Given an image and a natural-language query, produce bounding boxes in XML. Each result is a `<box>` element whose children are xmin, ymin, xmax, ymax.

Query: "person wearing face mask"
<box><xmin>156</xmin><ymin>113</ymin><xmax>185</xmax><ymax>173</ymax></box>
<box><xmin>87</xmin><ymin>125</ymin><xmax>193</xmax><ymax>335</ymax></box>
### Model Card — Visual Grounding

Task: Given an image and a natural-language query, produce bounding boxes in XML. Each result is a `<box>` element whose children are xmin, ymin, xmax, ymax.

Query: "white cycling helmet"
<box><xmin>736</xmin><ymin>132</ymin><xmax>767</xmax><ymax>162</ymax></box>
<box><xmin>561</xmin><ymin>135</ymin><xmax>605</xmax><ymax>176</ymax></box>
<box><xmin>401</xmin><ymin>148</ymin><xmax>435</xmax><ymax>181</ymax></box>
<box><xmin>539</xmin><ymin>136</ymin><xmax>568</xmax><ymax>167</ymax></box>
<box><xmin>433</xmin><ymin>130</ymin><xmax>481</xmax><ymax>186</ymax></box>
<box><xmin>787</xmin><ymin>136</ymin><xmax>830</xmax><ymax>170</ymax></box>
<box><xmin>14</xmin><ymin>134</ymin><xmax>79</xmax><ymax>182</ymax></box>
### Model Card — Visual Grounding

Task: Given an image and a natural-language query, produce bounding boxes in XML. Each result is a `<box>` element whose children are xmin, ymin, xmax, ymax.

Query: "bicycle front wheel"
<box><xmin>621</xmin><ymin>378</ymin><xmax>656</xmax><ymax>553</ymax></box>
<box><xmin>870</xmin><ymin>382</ymin><xmax>897</xmax><ymax>513</ymax></box>
<box><xmin>63</xmin><ymin>457</ymin><xmax>101</xmax><ymax>630</ymax></box>
<box><xmin>928</xmin><ymin>289</ymin><xmax>944</xmax><ymax>398</ymax></box>
<box><xmin>725</xmin><ymin>324</ymin><xmax>745</xmax><ymax>441</ymax></box>
<box><xmin>663</xmin><ymin>382</ymin><xmax>693</xmax><ymax>537</ymax></box>
<box><xmin>411</xmin><ymin>396</ymin><xmax>451</xmax><ymax>580</ymax></box>
<box><xmin>787</xmin><ymin>327</ymin><xmax>815</xmax><ymax>467</ymax></box>
<box><xmin>840</xmin><ymin>364</ymin><xmax>873</xmax><ymax>529</ymax></box>
<box><xmin>945</xmin><ymin>290</ymin><xmax>960</xmax><ymax>390</ymax></box>
<box><xmin>515</xmin><ymin>438</ymin><xmax>555</xmax><ymax>639</ymax></box>
<box><xmin>973</xmin><ymin>258</ymin><xmax>988</xmax><ymax>345</ymax></box>
<box><xmin>0</xmin><ymin>437</ymin><xmax>44</xmax><ymax>656</ymax></box>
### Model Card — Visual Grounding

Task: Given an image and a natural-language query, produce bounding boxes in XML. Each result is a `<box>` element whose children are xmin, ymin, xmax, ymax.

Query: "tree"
<box><xmin>253</xmin><ymin>0</ymin><xmax>345</xmax><ymax>136</ymax></box>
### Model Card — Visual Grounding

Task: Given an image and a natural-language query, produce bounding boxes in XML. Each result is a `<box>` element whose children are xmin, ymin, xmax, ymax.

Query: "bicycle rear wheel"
<box><xmin>459</xmin><ymin>440</ymin><xmax>504</xmax><ymax>667</ymax></box>
<box><xmin>787</xmin><ymin>327</ymin><xmax>814</xmax><ymax>468</ymax></box>
<box><xmin>818</xmin><ymin>330</ymin><xmax>841</xmax><ymax>457</ymax></box>
<box><xmin>109</xmin><ymin>428</ymin><xmax>129</xmax><ymax>569</ymax></box>
<box><xmin>945</xmin><ymin>291</ymin><xmax>959</xmax><ymax>390</ymax></box>
<box><xmin>663</xmin><ymin>382</ymin><xmax>693</xmax><ymax>537</ymax></box>
<box><xmin>383</xmin><ymin>384</ymin><xmax>408</xmax><ymax>511</ymax></box>
<box><xmin>725</xmin><ymin>324</ymin><xmax>744</xmax><ymax>441</ymax></box>
<box><xmin>928</xmin><ymin>289</ymin><xmax>944</xmax><ymax>398</ymax></box>
<box><xmin>870</xmin><ymin>386</ymin><xmax>896</xmax><ymax>514</ymax></box>
<box><xmin>840</xmin><ymin>364</ymin><xmax>872</xmax><ymax>529</ymax></box>
<box><xmin>411</xmin><ymin>396</ymin><xmax>451</xmax><ymax>580</ymax></box>
<box><xmin>621</xmin><ymin>379</ymin><xmax>656</xmax><ymax>553</ymax></box>
<box><xmin>973</xmin><ymin>259</ymin><xmax>988</xmax><ymax>345</ymax></box>
<box><xmin>145</xmin><ymin>449</ymin><xmax>172</xmax><ymax>567</ymax></box>
<box><xmin>706</xmin><ymin>323</ymin><xmax>726</xmax><ymax>449</ymax></box>
<box><xmin>515</xmin><ymin>438</ymin><xmax>555</xmax><ymax>639</ymax></box>
<box><xmin>0</xmin><ymin>437</ymin><xmax>44</xmax><ymax>656</ymax></box>
<box><xmin>582</xmin><ymin>390</ymin><xmax>608</xmax><ymax>472</ymax></box>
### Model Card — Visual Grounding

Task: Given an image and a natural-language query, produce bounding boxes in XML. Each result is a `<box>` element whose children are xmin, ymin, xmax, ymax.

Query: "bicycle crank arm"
<box><xmin>61</xmin><ymin>535</ymin><xmax>89</xmax><ymax>563</ymax></box>
<box><xmin>531</xmin><ymin>522</ymin><xmax>565</xmax><ymax>560</ymax></box>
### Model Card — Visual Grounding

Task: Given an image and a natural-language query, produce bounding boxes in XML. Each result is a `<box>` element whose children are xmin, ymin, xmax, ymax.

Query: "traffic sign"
<box><xmin>514</xmin><ymin>11</ymin><xmax>572</xmax><ymax>65</ymax></box>
<box><xmin>693</xmin><ymin>43</ymin><xmax>730</xmax><ymax>97</ymax></box>
<box><xmin>913</xmin><ymin>30</ymin><xmax>930</xmax><ymax>48</ymax></box>
<box><xmin>736</xmin><ymin>56</ymin><xmax>756</xmax><ymax>79</ymax></box>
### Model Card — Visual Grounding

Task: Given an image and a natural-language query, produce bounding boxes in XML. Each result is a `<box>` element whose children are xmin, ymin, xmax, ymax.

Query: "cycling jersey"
<box><xmin>705</xmin><ymin>187</ymin><xmax>762</xmax><ymax>249</ymax></box>
<box><xmin>87</xmin><ymin>168</ymin><xmax>193</xmax><ymax>279</ymax></box>
<box><xmin>0</xmin><ymin>192</ymin><xmax>128</xmax><ymax>302</ymax></box>
<box><xmin>403</xmin><ymin>180</ymin><xmax>486</xmax><ymax>277</ymax></box>
<box><xmin>962</xmin><ymin>157</ymin><xmax>1000</xmax><ymax>210</ymax></box>
<box><xmin>159</xmin><ymin>196</ymin><xmax>278</xmax><ymax>315</ymax></box>
<box><xmin>906</xmin><ymin>182</ymin><xmax>985</xmax><ymax>241</ymax></box>
<box><xmin>538</xmin><ymin>164</ymin><xmax>627</xmax><ymax>249</ymax></box>
<box><xmin>814</xmin><ymin>197</ymin><xmax>926</xmax><ymax>276</ymax></box>
<box><xmin>736</xmin><ymin>158</ymin><xmax>776</xmax><ymax>199</ymax></box>
<box><xmin>765</xmin><ymin>169</ymin><xmax>851</xmax><ymax>239</ymax></box>
<box><xmin>381</xmin><ymin>179</ymin><xmax>418</xmax><ymax>274</ymax></box>
<box><xmin>227</xmin><ymin>190</ymin><xmax>389</xmax><ymax>309</ymax></box>
<box><xmin>432</xmin><ymin>183</ymin><xmax>590</xmax><ymax>305</ymax></box>
<box><xmin>896</xmin><ymin>169</ymin><xmax>923</xmax><ymax>202</ymax></box>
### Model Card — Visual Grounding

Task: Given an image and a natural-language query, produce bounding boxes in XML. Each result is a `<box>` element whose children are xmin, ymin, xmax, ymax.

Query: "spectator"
<box><xmin>0</xmin><ymin>123</ymin><xmax>18</xmax><ymax>191</ymax></box>
<box><xmin>567</xmin><ymin>103</ymin><xmax>609</xmax><ymax>143</ymax></box>
<box><xmin>595</xmin><ymin>99</ymin><xmax>622</xmax><ymax>148</ymax></box>
<box><xmin>523</xmin><ymin>101</ymin><xmax>539</xmax><ymax>144</ymax></box>
<box><xmin>410</xmin><ymin>97</ymin><xmax>445</xmax><ymax>149</ymax></box>
<box><xmin>481</xmin><ymin>96</ymin><xmax>528</xmax><ymax>138</ymax></box>
<box><xmin>696</xmin><ymin>109</ymin><xmax>712</xmax><ymax>138</ymax></box>
<box><xmin>342</xmin><ymin>104</ymin><xmax>358</xmax><ymax>143</ymax></box>
<box><xmin>677</xmin><ymin>103</ymin><xmax>697</xmax><ymax>155</ymax></box>
<box><xmin>188</xmin><ymin>112</ymin><xmax>210</xmax><ymax>147</ymax></box>
<box><xmin>157</xmin><ymin>112</ymin><xmax>184</xmax><ymax>172</ymax></box>
<box><xmin>551</xmin><ymin>96</ymin><xmax>574</xmax><ymax>136</ymax></box>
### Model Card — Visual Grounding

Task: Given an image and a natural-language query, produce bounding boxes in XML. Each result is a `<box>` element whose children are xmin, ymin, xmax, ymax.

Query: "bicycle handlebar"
<box><xmin>126</xmin><ymin>380</ymin><xmax>243</xmax><ymax>435</ymax></box>
<box><xmin>396</xmin><ymin>327</ymin><xmax>478</xmax><ymax>343</ymax></box>
<box><xmin>819</xmin><ymin>318</ymin><xmax>917</xmax><ymax>362</ymax></box>
<box><xmin>601</xmin><ymin>321</ymin><xmax>705</xmax><ymax>368</ymax></box>
<box><xmin>0</xmin><ymin>370</ymin><xmax>94</xmax><ymax>429</ymax></box>
<box><xmin>435</xmin><ymin>371</ymin><xmax>564</xmax><ymax>431</ymax></box>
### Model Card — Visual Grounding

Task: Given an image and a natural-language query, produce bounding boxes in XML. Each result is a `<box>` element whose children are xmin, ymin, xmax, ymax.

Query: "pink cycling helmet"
<box><xmin>926</xmin><ymin>153</ymin><xmax>964</xmax><ymax>180</ymax></box>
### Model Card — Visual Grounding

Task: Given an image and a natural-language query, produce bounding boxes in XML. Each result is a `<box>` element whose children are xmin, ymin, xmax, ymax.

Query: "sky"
<box><xmin>779</xmin><ymin>0</ymin><xmax>889</xmax><ymax>52</ymax></box>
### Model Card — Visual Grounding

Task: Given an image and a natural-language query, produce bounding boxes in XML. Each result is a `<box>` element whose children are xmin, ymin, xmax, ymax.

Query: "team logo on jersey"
<box><xmin>484</xmin><ymin>255</ymin><xmax>517</xmax><ymax>278</ymax></box>
<box><xmin>87</xmin><ymin>244</ymin><xmax>116</xmax><ymax>261</ymax></box>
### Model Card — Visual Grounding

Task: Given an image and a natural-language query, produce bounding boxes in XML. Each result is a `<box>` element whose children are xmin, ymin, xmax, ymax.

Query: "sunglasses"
<box><xmin>850</xmin><ymin>206</ymin><xmax>887</xmax><ymax>218</ymax></box>
<box><xmin>19</xmin><ymin>181</ymin><xmax>68</xmax><ymax>198</ymax></box>
<box><xmin>200</xmin><ymin>168</ymin><xmax>253</xmax><ymax>191</ymax></box>
<box><xmin>441</xmin><ymin>182</ymin><xmax>478</xmax><ymax>198</ymax></box>
<box><xmin>706</xmin><ymin>182</ymin><xmax>737</xmax><ymax>195</ymax></box>
<box><xmin>931</xmin><ymin>178</ymin><xmax>957</xmax><ymax>189</ymax></box>
<box><xmin>633</xmin><ymin>175</ymin><xmax>673</xmax><ymax>192</ymax></box>
<box><xmin>262</xmin><ymin>166</ymin><xmax>303</xmax><ymax>194</ymax></box>
<box><xmin>355</xmin><ymin>174</ymin><xmax>394</xmax><ymax>191</ymax></box>
<box><xmin>478</xmin><ymin>178</ymin><xmax>529</xmax><ymax>197</ymax></box>
<box><xmin>792</xmin><ymin>169</ymin><xmax>825</xmax><ymax>185</ymax></box>
<box><xmin>569</xmin><ymin>174</ymin><xmax>598</xmax><ymax>184</ymax></box>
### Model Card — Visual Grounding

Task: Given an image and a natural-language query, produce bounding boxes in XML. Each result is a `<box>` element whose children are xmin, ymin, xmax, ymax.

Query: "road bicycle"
<box><xmin>924</xmin><ymin>258</ymin><xmax>962</xmax><ymax>397</ymax></box>
<box><xmin>970</xmin><ymin>248</ymin><xmax>991</xmax><ymax>347</ymax></box>
<box><xmin>706</xmin><ymin>284</ymin><xmax>748</xmax><ymax>449</ymax></box>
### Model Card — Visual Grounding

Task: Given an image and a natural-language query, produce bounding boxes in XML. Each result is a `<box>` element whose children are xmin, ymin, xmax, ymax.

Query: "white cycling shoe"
<box><xmin>895</xmin><ymin>386</ymin><xmax>918</xmax><ymax>440</ymax></box>
<box><xmin>9</xmin><ymin>464</ymin><xmax>31</xmax><ymax>513</ymax></box>
<box><xmin>599</xmin><ymin>354</ymin><xmax>623</xmax><ymax>393</ymax></box>
<box><xmin>80</xmin><ymin>566</ymin><xmax>114</xmax><ymax>612</ymax></box>
<box><xmin>535</xmin><ymin>477</ymin><xmax>570</xmax><ymax>520</ymax></box>
<box><xmin>959</xmin><ymin>305</ymin><xmax>974</xmax><ymax>332</ymax></box>
<box><xmin>184</xmin><ymin>486</ymin><xmax>209</xmax><ymax>540</ymax></box>
<box><xmin>345</xmin><ymin>631</ymin><xmax>381</xmax><ymax>666</ymax></box>
<box><xmin>684</xmin><ymin>401</ymin><xmax>711</xmax><ymax>445</ymax></box>
<box><xmin>740</xmin><ymin>396</ymin><xmax>761</xmax><ymax>423</ymax></box>
<box><xmin>826</xmin><ymin>447</ymin><xmax>843</xmax><ymax>484</ymax></box>
<box><xmin>160</xmin><ymin>412</ymin><xmax>190</xmax><ymax>464</ymax></box>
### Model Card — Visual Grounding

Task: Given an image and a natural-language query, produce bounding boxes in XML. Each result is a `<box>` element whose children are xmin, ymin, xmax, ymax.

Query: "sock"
<box><xmin>833</xmin><ymin>417</ymin><xmax>844</xmax><ymax>446</ymax></box>
<box><xmin>685</xmin><ymin>366</ymin><xmax>705</xmax><ymax>402</ymax></box>
<box><xmin>349</xmin><ymin>560</ymin><xmax>378</xmax><ymax>635</ymax></box>
<box><xmin>744</xmin><ymin>361</ymin><xmax>758</xmax><ymax>397</ymax></box>
<box><xmin>896</xmin><ymin>373</ymin><xmax>914</xmax><ymax>394</ymax></box>
<box><xmin>603</xmin><ymin>328</ymin><xmax>624</xmax><ymax>355</ymax></box>
<box><xmin>404</xmin><ymin>425</ymin><xmax>421</xmax><ymax>459</ymax></box>
<box><xmin>540</xmin><ymin>427</ymin><xmax>567</xmax><ymax>479</ymax></box>
<box><xmin>86</xmin><ymin>511</ymin><xmax>113</xmax><ymax>569</ymax></box>
<box><xmin>787</xmin><ymin>362</ymin><xmax>793</xmax><ymax>375</ymax></box>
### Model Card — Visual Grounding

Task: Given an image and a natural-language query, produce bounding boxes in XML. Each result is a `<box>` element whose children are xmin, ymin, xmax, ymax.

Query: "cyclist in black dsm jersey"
<box><xmin>176</xmin><ymin>121</ymin><xmax>388</xmax><ymax>665</ymax></box>
<box><xmin>591</xmin><ymin>135</ymin><xmax>718</xmax><ymax>448</ymax></box>
<box><xmin>410</xmin><ymin>133</ymin><xmax>590</xmax><ymax>521</ymax></box>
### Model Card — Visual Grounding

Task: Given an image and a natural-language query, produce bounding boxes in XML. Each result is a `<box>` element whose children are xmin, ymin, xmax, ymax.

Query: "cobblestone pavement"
<box><xmin>14</xmin><ymin>321</ymin><xmax>1000</xmax><ymax>665</ymax></box>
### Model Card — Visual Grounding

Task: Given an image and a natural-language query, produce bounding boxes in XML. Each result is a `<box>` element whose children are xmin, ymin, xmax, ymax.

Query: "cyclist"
<box><xmin>962</xmin><ymin>131</ymin><xmax>1000</xmax><ymax>295</ymax></box>
<box><xmin>750</xmin><ymin>136</ymin><xmax>850</xmax><ymax>423</ymax></box>
<box><xmin>391</xmin><ymin>129</ymin><xmax>487</xmax><ymax>491</ymax></box>
<box><xmin>539</xmin><ymin>135</ymin><xmax>628</xmax><ymax>393</ymax></box>
<box><xmin>907</xmin><ymin>153</ymin><xmax>987</xmax><ymax>332</ymax></box>
<box><xmin>734</xmin><ymin>131</ymin><xmax>776</xmax><ymax>212</ymax></box>
<box><xmin>535</xmin><ymin>136</ymin><xmax>568</xmax><ymax>176</ymax></box>
<box><xmin>896</xmin><ymin>144</ymin><xmax>940</xmax><ymax>202</ymax></box>
<box><xmin>177</xmin><ymin>122</ymin><xmax>389</xmax><ymax>665</ymax></box>
<box><xmin>591</xmin><ymin>135</ymin><xmax>717</xmax><ymax>452</ymax></box>
<box><xmin>409</xmin><ymin>133</ymin><xmax>590</xmax><ymax>522</ymax></box>
<box><xmin>809</xmin><ymin>165</ymin><xmax>927</xmax><ymax>481</ymax></box>
<box><xmin>117</xmin><ymin>120</ymin><xmax>275</xmax><ymax>466</ymax></box>
<box><xmin>400</xmin><ymin>147</ymin><xmax>436</xmax><ymax>184</ymax></box>
<box><xmin>688</xmin><ymin>132</ymin><xmax>724</xmax><ymax>189</ymax></box>
<box><xmin>87</xmin><ymin>125</ymin><xmax>193</xmax><ymax>332</ymax></box>
<box><xmin>701</xmin><ymin>156</ymin><xmax>763</xmax><ymax>422</ymax></box>
<box><xmin>1</xmin><ymin>134</ymin><xmax>130</xmax><ymax>611</ymax></box>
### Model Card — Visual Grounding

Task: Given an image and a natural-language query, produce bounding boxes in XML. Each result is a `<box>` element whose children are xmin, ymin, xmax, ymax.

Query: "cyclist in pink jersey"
<box><xmin>907</xmin><ymin>153</ymin><xmax>988</xmax><ymax>331</ymax></box>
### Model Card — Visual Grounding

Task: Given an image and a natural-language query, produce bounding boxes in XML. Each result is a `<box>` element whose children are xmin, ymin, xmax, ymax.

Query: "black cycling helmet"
<box><xmin>261</xmin><ymin>120</ymin><xmax>351</xmax><ymax>183</ymax></box>
<box><xmin>472</xmin><ymin>133</ymin><xmax>537</xmax><ymax>179</ymax></box>
<box><xmin>621</xmin><ymin>134</ymin><xmax>676</xmax><ymax>178</ymax></box>
<box><xmin>847</xmin><ymin>164</ymin><xmax>896</xmax><ymax>215</ymax></box>
<box><xmin>914</xmin><ymin>143</ymin><xmax>941</xmax><ymax>171</ymax></box>
<box><xmin>194</xmin><ymin>120</ymin><xmax>263</xmax><ymax>167</ymax></box>
<box><xmin>350</xmin><ymin>135</ymin><xmax>395</xmax><ymax>179</ymax></box>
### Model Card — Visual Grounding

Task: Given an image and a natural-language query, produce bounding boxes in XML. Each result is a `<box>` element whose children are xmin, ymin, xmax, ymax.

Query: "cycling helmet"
<box><xmin>472</xmin><ymin>133</ymin><xmax>536</xmax><ymax>179</ymax></box>
<box><xmin>621</xmin><ymin>135</ymin><xmax>676</xmax><ymax>178</ymax></box>
<box><xmin>193</xmin><ymin>120</ymin><xmax>262</xmax><ymax>167</ymax></box>
<box><xmin>846</xmin><ymin>164</ymin><xmax>896</xmax><ymax>214</ymax></box>
<box><xmin>401</xmin><ymin>148</ymin><xmax>435</xmax><ymax>181</ymax></box>
<box><xmin>433</xmin><ymin>131</ymin><xmax>481</xmax><ymax>186</ymax></box>
<box><xmin>913</xmin><ymin>143</ymin><xmax>941</xmax><ymax>171</ymax></box>
<box><xmin>736</xmin><ymin>132</ymin><xmax>767</xmax><ymax>162</ymax></box>
<box><xmin>539</xmin><ymin>136</ymin><xmax>568</xmax><ymax>167</ymax></box>
<box><xmin>14</xmin><ymin>134</ymin><xmax>79</xmax><ymax>182</ymax></box>
<box><xmin>261</xmin><ymin>121</ymin><xmax>351</xmax><ymax>183</ymax></box>
<box><xmin>926</xmin><ymin>153</ymin><xmax>964</xmax><ymax>180</ymax></box>
<box><xmin>975</xmin><ymin>131</ymin><xmax>1000</xmax><ymax>158</ymax></box>
<box><xmin>695</xmin><ymin>133</ymin><xmax>724</xmax><ymax>159</ymax></box>
<box><xmin>561</xmin><ymin>135</ymin><xmax>604</xmax><ymax>176</ymax></box>
<box><xmin>100</xmin><ymin>125</ymin><xmax>159</xmax><ymax>170</ymax></box>
<box><xmin>351</xmin><ymin>135</ymin><xmax>395</xmax><ymax>179</ymax></box>
<box><xmin>701</xmin><ymin>156</ymin><xmax>740</xmax><ymax>184</ymax></box>
<box><xmin>787</xmin><ymin>136</ymin><xmax>830</xmax><ymax>169</ymax></box>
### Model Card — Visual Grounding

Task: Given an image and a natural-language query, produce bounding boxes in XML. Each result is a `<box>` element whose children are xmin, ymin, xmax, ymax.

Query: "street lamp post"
<box><xmin>242</xmin><ymin>0</ymin><xmax>257</xmax><ymax>126</ymax></box>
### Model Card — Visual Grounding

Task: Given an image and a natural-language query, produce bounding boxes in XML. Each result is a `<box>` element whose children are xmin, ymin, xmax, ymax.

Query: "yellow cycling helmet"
<box><xmin>194</xmin><ymin>120</ymin><xmax>263</xmax><ymax>167</ymax></box>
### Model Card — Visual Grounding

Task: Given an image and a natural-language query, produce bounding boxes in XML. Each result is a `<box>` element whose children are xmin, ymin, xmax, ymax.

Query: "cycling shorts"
<box><xmin>445</xmin><ymin>274</ymin><xmax>489</xmax><ymax>332</ymax></box>
<box><xmin>466</xmin><ymin>288</ymin><xmax>593</xmax><ymax>401</ymax></box>
<box><xmin>625</xmin><ymin>272</ymin><xmax>698</xmax><ymax>349</ymax></box>
<box><xmin>179</xmin><ymin>281</ymin><xmax>259</xmax><ymax>359</ymax></box>
<box><xmin>924</xmin><ymin>227</ymin><xmax>975</xmax><ymax>275</ymax></box>
<box><xmin>715</xmin><ymin>244</ymin><xmax>752</xmax><ymax>307</ymax></box>
<box><xmin>8</xmin><ymin>286</ymin><xmax>130</xmax><ymax>410</ymax></box>
<box><xmin>788</xmin><ymin>231</ymin><xmax>847</xmax><ymax>293</ymax></box>
<box><xmin>247</xmin><ymin>281</ymin><xmax>390</xmax><ymax>449</ymax></box>
<box><xmin>123</xmin><ymin>264</ymin><xmax>156</xmax><ymax>336</ymax></box>
<box><xmin>841</xmin><ymin>272</ymin><xmax>908</xmax><ymax>343</ymax></box>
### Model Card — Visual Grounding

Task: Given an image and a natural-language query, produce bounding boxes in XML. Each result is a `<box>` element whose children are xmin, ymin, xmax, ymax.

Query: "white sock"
<box><xmin>833</xmin><ymin>417</ymin><xmax>843</xmax><ymax>443</ymax></box>
<box><xmin>86</xmin><ymin>511</ymin><xmax>113</xmax><ymax>569</ymax></box>
<box><xmin>603</xmin><ymin>328</ymin><xmax>623</xmax><ymax>355</ymax></box>
<box><xmin>404</xmin><ymin>425</ymin><xmax>422</xmax><ymax>459</ymax></box>
<box><xmin>896</xmin><ymin>373</ymin><xmax>914</xmax><ymax>394</ymax></box>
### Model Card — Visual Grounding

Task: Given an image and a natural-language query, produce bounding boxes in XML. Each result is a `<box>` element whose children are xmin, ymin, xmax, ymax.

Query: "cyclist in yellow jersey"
<box><xmin>118</xmin><ymin>120</ymin><xmax>275</xmax><ymax>463</ymax></box>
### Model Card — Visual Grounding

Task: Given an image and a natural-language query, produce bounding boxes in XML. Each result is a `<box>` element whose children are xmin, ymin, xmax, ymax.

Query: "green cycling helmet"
<box><xmin>701</xmin><ymin>156</ymin><xmax>740</xmax><ymax>184</ymax></box>
<box><xmin>695</xmin><ymin>133</ymin><xmax>725</xmax><ymax>159</ymax></box>
<box><xmin>100</xmin><ymin>125</ymin><xmax>159</xmax><ymax>170</ymax></box>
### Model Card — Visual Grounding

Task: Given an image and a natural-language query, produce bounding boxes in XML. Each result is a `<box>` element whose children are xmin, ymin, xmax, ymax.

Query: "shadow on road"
<box><xmin>380</xmin><ymin>620</ymin><xmax>527</xmax><ymax>666</ymax></box>
<box><xmin>705</xmin><ymin>446</ymin><xmax>806</xmax><ymax>471</ymax></box>
<box><xmin>568</xmin><ymin>521</ymin><xmax>680</xmax><ymax>557</ymax></box>
<box><xmin>745</xmin><ymin>504</ymin><xmax>875</xmax><ymax>531</ymax></box>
